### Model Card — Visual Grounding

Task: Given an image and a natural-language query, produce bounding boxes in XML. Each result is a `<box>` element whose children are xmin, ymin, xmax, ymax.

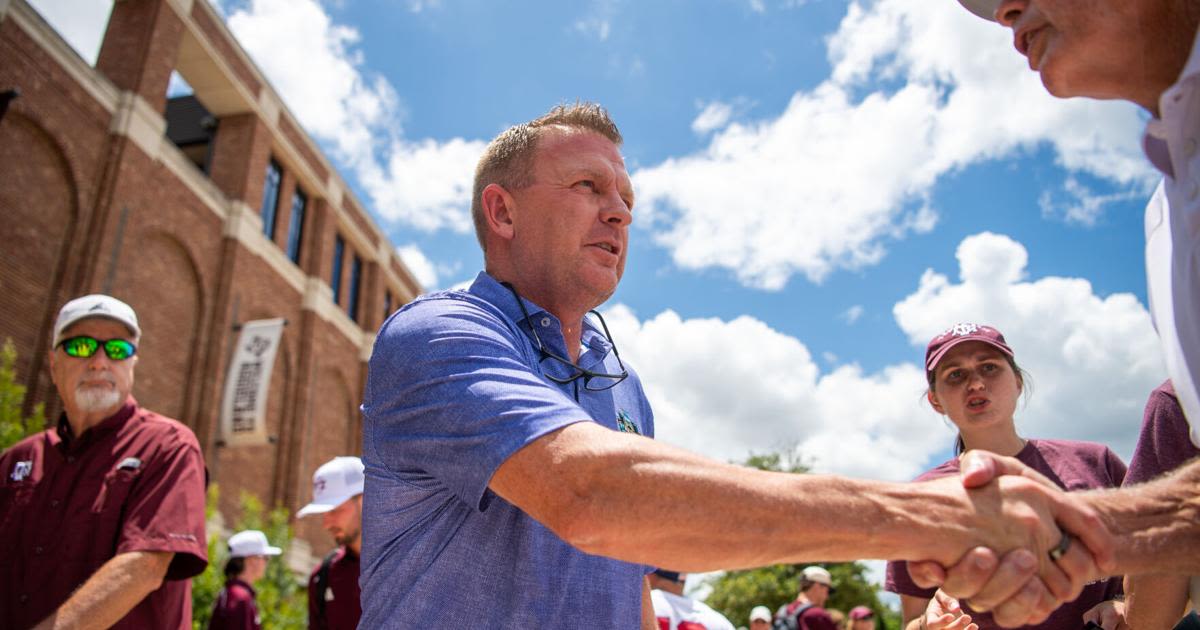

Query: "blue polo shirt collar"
<box><xmin>467</xmin><ymin>272</ymin><xmax>613</xmax><ymax>366</ymax></box>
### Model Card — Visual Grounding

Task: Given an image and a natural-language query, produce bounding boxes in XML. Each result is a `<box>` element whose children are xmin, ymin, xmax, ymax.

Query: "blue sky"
<box><xmin>36</xmin><ymin>0</ymin><xmax>1163</xmax><ymax>528</ymax></box>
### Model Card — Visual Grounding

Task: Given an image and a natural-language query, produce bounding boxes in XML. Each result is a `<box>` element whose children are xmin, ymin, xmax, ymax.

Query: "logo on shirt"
<box><xmin>616</xmin><ymin>409</ymin><xmax>640</xmax><ymax>435</ymax></box>
<box><xmin>10</xmin><ymin>460</ymin><xmax>32</xmax><ymax>482</ymax></box>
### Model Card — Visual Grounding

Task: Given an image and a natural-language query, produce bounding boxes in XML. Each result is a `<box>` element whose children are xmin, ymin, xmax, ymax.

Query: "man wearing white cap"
<box><xmin>209</xmin><ymin>530</ymin><xmax>282</xmax><ymax>630</ymax></box>
<box><xmin>910</xmin><ymin>1</ymin><xmax>1200</xmax><ymax>626</ymax></box>
<box><xmin>648</xmin><ymin>569</ymin><xmax>735</xmax><ymax>630</ymax></box>
<box><xmin>750</xmin><ymin>605</ymin><xmax>773</xmax><ymax>630</ymax></box>
<box><xmin>298</xmin><ymin>456</ymin><xmax>364</xmax><ymax>630</ymax></box>
<box><xmin>0</xmin><ymin>294</ymin><xmax>207</xmax><ymax>630</ymax></box>
<box><xmin>774</xmin><ymin>567</ymin><xmax>837</xmax><ymax>630</ymax></box>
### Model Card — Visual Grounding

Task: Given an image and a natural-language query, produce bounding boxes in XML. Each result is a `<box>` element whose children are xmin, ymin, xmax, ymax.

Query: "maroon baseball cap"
<box><xmin>849</xmin><ymin>607</ymin><xmax>874</xmax><ymax>620</ymax></box>
<box><xmin>924</xmin><ymin>323</ymin><xmax>1013</xmax><ymax>374</ymax></box>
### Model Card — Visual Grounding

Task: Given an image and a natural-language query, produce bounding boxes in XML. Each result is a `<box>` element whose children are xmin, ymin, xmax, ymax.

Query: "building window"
<box><xmin>331</xmin><ymin>235</ymin><xmax>345</xmax><ymax>305</ymax></box>
<box><xmin>260</xmin><ymin>159</ymin><xmax>282</xmax><ymax>240</ymax></box>
<box><xmin>285</xmin><ymin>189</ymin><xmax>306</xmax><ymax>264</ymax></box>
<box><xmin>348</xmin><ymin>254</ymin><xmax>363</xmax><ymax>322</ymax></box>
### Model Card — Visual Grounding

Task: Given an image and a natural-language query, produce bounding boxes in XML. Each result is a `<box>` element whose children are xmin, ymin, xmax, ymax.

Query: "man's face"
<box><xmin>48</xmin><ymin>318</ymin><xmax>137</xmax><ymax>417</ymax></box>
<box><xmin>808</xmin><ymin>582</ymin><xmax>830</xmax><ymax>606</ymax></box>
<box><xmin>751</xmin><ymin>619</ymin><xmax>771</xmax><ymax>630</ymax></box>
<box><xmin>322</xmin><ymin>495</ymin><xmax>363</xmax><ymax>547</ymax></box>
<box><xmin>994</xmin><ymin>0</ymin><xmax>1171</xmax><ymax>101</ymax></box>
<box><xmin>505</xmin><ymin>127</ymin><xmax>634</xmax><ymax>311</ymax></box>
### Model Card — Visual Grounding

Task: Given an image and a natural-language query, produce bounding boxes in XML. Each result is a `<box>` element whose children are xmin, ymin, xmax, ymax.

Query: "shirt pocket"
<box><xmin>86</xmin><ymin>468</ymin><xmax>140</xmax><ymax>559</ymax></box>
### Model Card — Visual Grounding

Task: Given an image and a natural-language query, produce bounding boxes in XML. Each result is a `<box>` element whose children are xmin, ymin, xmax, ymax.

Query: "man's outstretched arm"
<box><xmin>488</xmin><ymin>421</ymin><xmax>1111</xmax><ymax>588</ymax></box>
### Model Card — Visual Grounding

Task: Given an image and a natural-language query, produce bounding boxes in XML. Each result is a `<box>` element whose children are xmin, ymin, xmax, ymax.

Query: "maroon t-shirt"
<box><xmin>0</xmin><ymin>398</ymin><xmax>208</xmax><ymax>630</ymax></box>
<box><xmin>209</xmin><ymin>579</ymin><xmax>261</xmax><ymax>630</ymax></box>
<box><xmin>1126</xmin><ymin>380</ymin><xmax>1200</xmax><ymax>485</ymax></box>
<box><xmin>308</xmin><ymin>545</ymin><xmax>362</xmax><ymax>630</ymax></box>
<box><xmin>885</xmin><ymin>439</ymin><xmax>1126</xmax><ymax>630</ymax></box>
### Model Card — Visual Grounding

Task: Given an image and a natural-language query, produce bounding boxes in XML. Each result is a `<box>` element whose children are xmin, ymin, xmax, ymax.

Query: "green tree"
<box><xmin>700</xmin><ymin>449</ymin><xmax>900</xmax><ymax>629</ymax></box>
<box><xmin>192</xmin><ymin>486</ymin><xmax>307</xmax><ymax>630</ymax></box>
<box><xmin>0</xmin><ymin>338</ymin><xmax>45</xmax><ymax>451</ymax></box>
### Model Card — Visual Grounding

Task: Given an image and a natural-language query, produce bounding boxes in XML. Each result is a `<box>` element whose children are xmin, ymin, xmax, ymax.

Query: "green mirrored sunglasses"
<box><xmin>58</xmin><ymin>336</ymin><xmax>137</xmax><ymax>361</ymax></box>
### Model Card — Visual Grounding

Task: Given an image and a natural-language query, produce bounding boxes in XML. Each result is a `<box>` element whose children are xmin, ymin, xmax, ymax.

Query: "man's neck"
<box><xmin>63</xmin><ymin>403</ymin><xmax>122</xmax><ymax>438</ymax></box>
<box><xmin>347</xmin><ymin>538</ymin><xmax>362</xmax><ymax>556</ymax></box>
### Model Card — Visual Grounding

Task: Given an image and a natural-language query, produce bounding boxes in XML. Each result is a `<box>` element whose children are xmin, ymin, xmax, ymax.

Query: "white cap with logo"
<box><xmin>53</xmin><ymin>294</ymin><xmax>141</xmax><ymax>347</ymax></box>
<box><xmin>227</xmin><ymin>530</ymin><xmax>282</xmax><ymax>558</ymax></box>
<box><xmin>801</xmin><ymin>565</ymin><xmax>834</xmax><ymax>587</ymax></box>
<box><xmin>296</xmin><ymin>456</ymin><xmax>365</xmax><ymax>517</ymax></box>
<box><xmin>750</xmin><ymin>606</ymin><xmax>773</xmax><ymax>622</ymax></box>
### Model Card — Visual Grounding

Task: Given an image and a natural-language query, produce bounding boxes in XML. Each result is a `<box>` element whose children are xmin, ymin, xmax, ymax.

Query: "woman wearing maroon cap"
<box><xmin>884</xmin><ymin>323</ymin><xmax>1127</xmax><ymax>630</ymax></box>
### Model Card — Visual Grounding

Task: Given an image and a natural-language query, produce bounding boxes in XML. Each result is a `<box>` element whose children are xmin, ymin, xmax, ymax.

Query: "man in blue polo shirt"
<box><xmin>359</xmin><ymin>102</ymin><xmax>1118</xmax><ymax>628</ymax></box>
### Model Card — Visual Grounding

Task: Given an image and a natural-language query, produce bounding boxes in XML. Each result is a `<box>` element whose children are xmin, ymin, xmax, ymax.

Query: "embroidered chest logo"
<box><xmin>615</xmin><ymin>410</ymin><xmax>640</xmax><ymax>435</ymax></box>
<box><xmin>10</xmin><ymin>460</ymin><xmax>32</xmax><ymax>482</ymax></box>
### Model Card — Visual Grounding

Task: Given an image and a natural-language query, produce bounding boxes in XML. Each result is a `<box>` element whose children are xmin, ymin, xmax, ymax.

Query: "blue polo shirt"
<box><xmin>360</xmin><ymin>272</ymin><xmax>656</xmax><ymax>628</ymax></box>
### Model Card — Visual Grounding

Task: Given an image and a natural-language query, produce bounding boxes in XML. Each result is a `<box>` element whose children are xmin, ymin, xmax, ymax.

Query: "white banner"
<box><xmin>219</xmin><ymin>318</ymin><xmax>285</xmax><ymax>447</ymax></box>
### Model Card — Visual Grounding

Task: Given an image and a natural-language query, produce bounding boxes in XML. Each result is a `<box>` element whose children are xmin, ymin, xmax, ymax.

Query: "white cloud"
<box><xmin>573</xmin><ymin>0</ymin><xmax>619</xmax><ymax>42</ymax></box>
<box><xmin>406</xmin><ymin>0</ymin><xmax>442</xmax><ymax>12</ymax></box>
<box><xmin>606</xmin><ymin>232</ymin><xmax>1159</xmax><ymax>483</ymax></box>
<box><xmin>691</xmin><ymin>101</ymin><xmax>734</xmax><ymax>135</ymax></box>
<box><xmin>633</xmin><ymin>0</ymin><xmax>1153</xmax><ymax>290</ymax></box>
<box><xmin>226</xmin><ymin>0</ymin><xmax>482</xmax><ymax>233</ymax></box>
<box><xmin>27</xmin><ymin>0</ymin><xmax>113</xmax><ymax>65</ymax></box>
<box><xmin>396</xmin><ymin>244</ymin><xmax>438</xmax><ymax>291</ymax></box>
<box><xmin>1039</xmin><ymin>177</ymin><xmax>1145</xmax><ymax>227</ymax></box>
<box><xmin>842</xmin><ymin>305</ymin><xmax>865</xmax><ymax>325</ymax></box>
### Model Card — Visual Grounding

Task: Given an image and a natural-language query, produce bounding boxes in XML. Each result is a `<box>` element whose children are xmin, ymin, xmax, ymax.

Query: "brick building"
<box><xmin>0</xmin><ymin>0</ymin><xmax>422</xmax><ymax>555</ymax></box>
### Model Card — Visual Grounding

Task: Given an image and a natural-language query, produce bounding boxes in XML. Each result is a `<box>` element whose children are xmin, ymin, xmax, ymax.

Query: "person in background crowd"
<box><xmin>886</xmin><ymin>323</ymin><xmax>1125</xmax><ymax>630</ymax></box>
<box><xmin>1083</xmin><ymin>380</ymin><xmax>1200</xmax><ymax>629</ymax></box>
<box><xmin>0</xmin><ymin>294</ymin><xmax>207</xmax><ymax>629</ymax></box>
<box><xmin>297</xmin><ymin>456</ymin><xmax>364</xmax><ymax>630</ymax></box>
<box><xmin>359</xmin><ymin>100</ymin><xmax>1116</xmax><ymax>629</ymax></box>
<box><xmin>750</xmin><ymin>605</ymin><xmax>773</xmax><ymax>630</ymax></box>
<box><xmin>209</xmin><ymin>530</ymin><xmax>280</xmax><ymax>630</ymax></box>
<box><xmin>648</xmin><ymin>569</ymin><xmax>735</xmax><ymax>630</ymax></box>
<box><xmin>775</xmin><ymin>567</ymin><xmax>839</xmax><ymax>630</ymax></box>
<box><xmin>848</xmin><ymin>607</ymin><xmax>875</xmax><ymax>630</ymax></box>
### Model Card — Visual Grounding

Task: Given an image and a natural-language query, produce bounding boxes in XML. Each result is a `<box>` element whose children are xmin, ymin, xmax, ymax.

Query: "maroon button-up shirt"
<box><xmin>308</xmin><ymin>546</ymin><xmax>361</xmax><ymax>630</ymax></box>
<box><xmin>0</xmin><ymin>398</ymin><xmax>208</xmax><ymax>629</ymax></box>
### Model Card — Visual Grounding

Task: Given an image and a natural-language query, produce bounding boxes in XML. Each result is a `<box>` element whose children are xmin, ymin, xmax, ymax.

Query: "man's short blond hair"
<box><xmin>470</xmin><ymin>102</ymin><xmax>623</xmax><ymax>251</ymax></box>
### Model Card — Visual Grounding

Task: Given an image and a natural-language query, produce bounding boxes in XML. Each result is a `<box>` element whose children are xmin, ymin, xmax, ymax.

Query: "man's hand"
<box><xmin>909</xmin><ymin>452</ymin><xmax>1114</xmax><ymax>627</ymax></box>
<box><xmin>923</xmin><ymin>590</ymin><xmax>978</xmax><ymax>630</ymax></box>
<box><xmin>1083</xmin><ymin>600</ymin><xmax>1128</xmax><ymax>630</ymax></box>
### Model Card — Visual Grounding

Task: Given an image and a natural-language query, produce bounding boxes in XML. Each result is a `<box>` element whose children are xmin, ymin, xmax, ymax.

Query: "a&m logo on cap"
<box><xmin>942</xmin><ymin>323</ymin><xmax>980</xmax><ymax>338</ymax></box>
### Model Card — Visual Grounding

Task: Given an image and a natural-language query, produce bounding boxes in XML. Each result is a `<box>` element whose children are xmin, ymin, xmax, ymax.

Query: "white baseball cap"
<box><xmin>53</xmin><ymin>294</ymin><xmax>141</xmax><ymax>347</ymax></box>
<box><xmin>750</xmin><ymin>606</ymin><xmax>773</xmax><ymax>622</ymax></box>
<box><xmin>227</xmin><ymin>530</ymin><xmax>282</xmax><ymax>558</ymax></box>
<box><xmin>957</xmin><ymin>0</ymin><xmax>1000</xmax><ymax>21</ymax></box>
<box><xmin>296</xmin><ymin>456</ymin><xmax>365</xmax><ymax>517</ymax></box>
<box><xmin>801</xmin><ymin>566</ymin><xmax>834</xmax><ymax>589</ymax></box>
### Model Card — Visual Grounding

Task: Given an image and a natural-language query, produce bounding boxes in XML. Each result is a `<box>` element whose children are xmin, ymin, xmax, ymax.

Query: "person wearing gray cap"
<box><xmin>774</xmin><ymin>567</ymin><xmax>837</xmax><ymax>630</ymax></box>
<box><xmin>298</xmin><ymin>456</ymin><xmax>364</xmax><ymax>630</ymax></box>
<box><xmin>0</xmin><ymin>294</ymin><xmax>208</xmax><ymax>629</ymax></box>
<box><xmin>912</xmin><ymin>1</ymin><xmax>1200</xmax><ymax>627</ymax></box>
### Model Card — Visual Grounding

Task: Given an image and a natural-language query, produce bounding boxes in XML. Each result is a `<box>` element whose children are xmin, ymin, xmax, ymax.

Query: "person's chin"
<box><xmin>75</xmin><ymin>387</ymin><xmax>122</xmax><ymax>413</ymax></box>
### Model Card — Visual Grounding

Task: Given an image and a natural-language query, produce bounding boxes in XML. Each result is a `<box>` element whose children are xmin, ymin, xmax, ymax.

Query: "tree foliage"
<box><xmin>192</xmin><ymin>485</ymin><xmax>307</xmax><ymax>629</ymax></box>
<box><xmin>0</xmin><ymin>338</ymin><xmax>45</xmax><ymax>451</ymax></box>
<box><xmin>700</xmin><ymin>449</ymin><xmax>901</xmax><ymax>629</ymax></box>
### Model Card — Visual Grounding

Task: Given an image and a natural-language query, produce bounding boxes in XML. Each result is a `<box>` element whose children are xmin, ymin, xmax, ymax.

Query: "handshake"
<box><xmin>899</xmin><ymin>450</ymin><xmax>1197</xmax><ymax>627</ymax></box>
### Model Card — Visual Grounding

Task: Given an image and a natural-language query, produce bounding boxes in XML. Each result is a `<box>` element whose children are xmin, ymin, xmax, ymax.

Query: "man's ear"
<box><xmin>480</xmin><ymin>183</ymin><xmax>517</xmax><ymax>242</ymax></box>
<box><xmin>927</xmin><ymin>389</ymin><xmax>945</xmax><ymax>415</ymax></box>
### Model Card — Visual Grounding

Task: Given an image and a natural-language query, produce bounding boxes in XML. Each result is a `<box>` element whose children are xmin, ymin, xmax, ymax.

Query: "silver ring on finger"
<box><xmin>1048</xmin><ymin>533</ymin><xmax>1071</xmax><ymax>561</ymax></box>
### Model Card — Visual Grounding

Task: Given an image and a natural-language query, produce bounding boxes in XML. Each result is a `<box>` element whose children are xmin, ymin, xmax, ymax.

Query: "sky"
<box><xmin>31</xmin><ymin>0</ymin><xmax>1167</xmax><ymax>598</ymax></box>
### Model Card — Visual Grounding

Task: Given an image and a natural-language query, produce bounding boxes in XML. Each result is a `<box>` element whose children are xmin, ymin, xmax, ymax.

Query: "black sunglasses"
<box><xmin>502</xmin><ymin>282</ymin><xmax>628</xmax><ymax>391</ymax></box>
<box><xmin>57</xmin><ymin>336</ymin><xmax>137</xmax><ymax>361</ymax></box>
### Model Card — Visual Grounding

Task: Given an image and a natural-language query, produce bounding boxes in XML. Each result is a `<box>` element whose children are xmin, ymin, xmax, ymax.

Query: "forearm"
<box><xmin>1084</xmin><ymin>459</ymin><xmax>1200</xmax><ymax>575</ymax></box>
<box><xmin>493</xmin><ymin>423</ymin><xmax>1022</xmax><ymax>571</ymax></box>
<box><xmin>33</xmin><ymin>551</ymin><xmax>173</xmax><ymax>630</ymax></box>
<box><xmin>1125</xmin><ymin>573</ymin><xmax>1190</xmax><ymax>629</ymax></box>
